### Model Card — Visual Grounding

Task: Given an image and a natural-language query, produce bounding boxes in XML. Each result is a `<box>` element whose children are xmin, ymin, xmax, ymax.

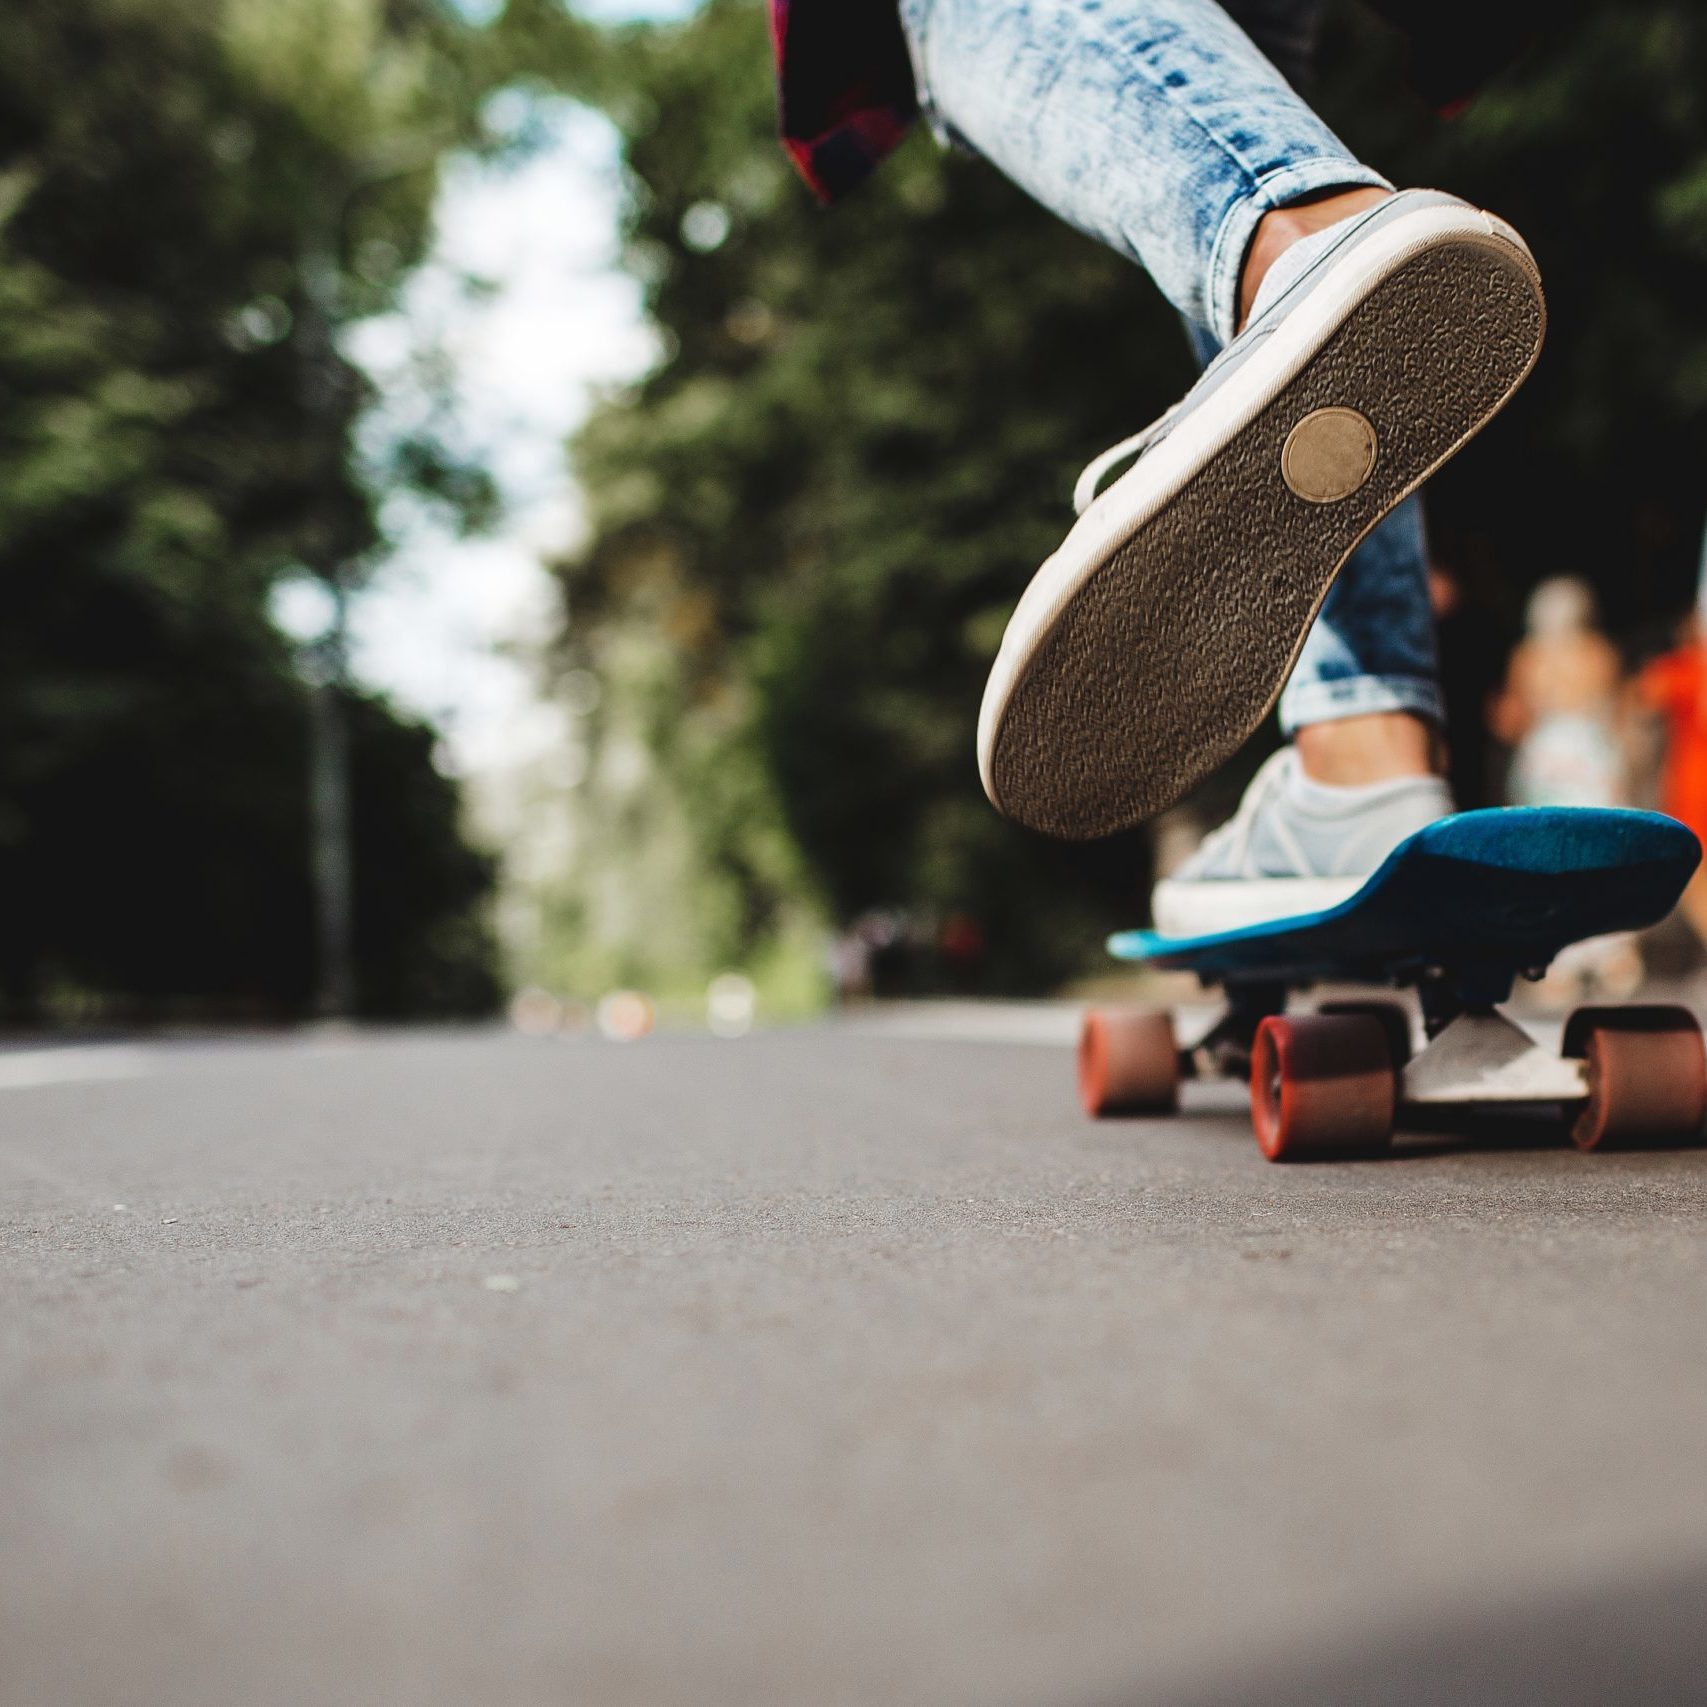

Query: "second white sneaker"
<box><xmin>1151</xmin><ymin>748</ymin><xmax>1453</xmax><ymax>939</ymax></box>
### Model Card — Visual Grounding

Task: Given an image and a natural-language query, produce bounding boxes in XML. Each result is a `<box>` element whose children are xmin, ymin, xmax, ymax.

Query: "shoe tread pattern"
<box><xmin>990</xmin><ymin>240</ymin><xmax>1544</xmax><ymax>839</ymax></box>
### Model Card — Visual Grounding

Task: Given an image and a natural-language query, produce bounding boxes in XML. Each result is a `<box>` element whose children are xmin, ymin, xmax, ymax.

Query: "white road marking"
<box><xmin>0</xmin><ymin>1046</ymin><xmax>156</xmax><ymax>1091</ymax></box>
<box><xmin>835</xmin><ymin>1002</ymin><xmax>1083</xmax><ymax>1047</ymax></box>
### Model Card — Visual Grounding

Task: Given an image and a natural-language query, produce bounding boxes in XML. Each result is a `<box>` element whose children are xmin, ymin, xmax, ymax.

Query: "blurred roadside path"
<box><xmin>832</xmin><ymin>997</ymin><xmax>1083</xmax><ymax>1045</ymax></box>
<box><xmin>5</xmin><ymin>1024</ymin><xmax>1707</xmax><ymax>1705</ymax></box>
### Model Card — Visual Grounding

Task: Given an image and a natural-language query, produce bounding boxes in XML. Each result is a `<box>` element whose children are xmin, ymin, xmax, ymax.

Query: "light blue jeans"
<box><xmin>898</xmin><ymin>0</ymin><xmax>1445</xmax><ymax>735</ymax></box>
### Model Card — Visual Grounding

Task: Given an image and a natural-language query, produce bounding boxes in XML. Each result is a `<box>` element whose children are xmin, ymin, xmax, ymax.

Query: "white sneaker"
<box><xmin>976</xmin><ymin>189</ymin><xmax>1544</xmax><ymax>841</ymax></box>
<box><xmin>1151</xmin><ymin>749</ymin><xmax>1453</xmax><ymax>938</ymax></box>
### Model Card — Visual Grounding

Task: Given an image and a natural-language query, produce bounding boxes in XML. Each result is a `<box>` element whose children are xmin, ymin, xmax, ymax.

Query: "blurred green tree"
<box><xmin>0</xmin><ymin>0</ymin><xmax>502</xmax><ymax>1021</ymax></box>
<box><xmin>538</xmin><ymin>0</ymin><xmax>1184</xmax><ymax>999</ymax></box>
<box><xmin>542</xmin><ymin>0</ymin><xmax>1707</xmax><ymax>999</ymax></box>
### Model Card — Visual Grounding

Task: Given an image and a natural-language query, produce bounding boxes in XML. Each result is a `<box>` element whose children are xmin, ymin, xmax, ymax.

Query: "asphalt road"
<box><xmin>5</xmin><ymin>1015</ymin><xmax>1707</xmax><ymax>1706</ymax></box>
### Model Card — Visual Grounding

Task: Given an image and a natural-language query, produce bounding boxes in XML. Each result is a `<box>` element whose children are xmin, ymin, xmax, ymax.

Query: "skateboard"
<box><xmin>1079</xmin><ymin>807</ymin><xmax>1707</xmax><ymax>1161</ymax></box>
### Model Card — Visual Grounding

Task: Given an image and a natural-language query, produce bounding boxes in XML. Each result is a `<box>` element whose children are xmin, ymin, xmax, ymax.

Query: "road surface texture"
<box><xmin>5</xmin><ymin>1016</ymin><xmax>1707</xmax><ymax>1707</ymax></box>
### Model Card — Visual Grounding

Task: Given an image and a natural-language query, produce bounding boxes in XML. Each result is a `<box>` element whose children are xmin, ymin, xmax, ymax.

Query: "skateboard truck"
<box><xmin>1176</xmin><ymin>983</ymin><xmax>1283</xmax><ymax>1083</ymax></box>
<box><xmin>1418</xmin><ymin>963</ymin><xmax>1518</xmax><ymax>1034</ymax></box>
<box><xmin>1402</xmin><ymin>1007</ymin><xmax>1587</xmax><ymax>1106</ymax></box>
<box><xmin>1402</xmin><ymin>963</ymin><xmax>1593</xmax><ymax>1107</ymax></box>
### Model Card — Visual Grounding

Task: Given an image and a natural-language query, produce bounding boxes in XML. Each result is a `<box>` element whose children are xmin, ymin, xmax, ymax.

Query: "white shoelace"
<box><xmin>1071</xmin><ymin>216</ymin><xmax>1352</xmax><ymax>517</ymax></box>
<box><xmin>1071</xmin><ymin>403</ymin><xmax>1182</xmax><ymax>515</ymax></box>
<box><xmin>1182</xmin><ymin>751</ymin><xmax>1312</xmax><ymax>880</ymax></box>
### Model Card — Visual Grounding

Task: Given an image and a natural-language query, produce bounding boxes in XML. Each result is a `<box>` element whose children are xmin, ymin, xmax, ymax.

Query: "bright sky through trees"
<box><xmin>339</xmin><ymin>3</ymin><xmax>699</xmax><ymax>779</ymax></box>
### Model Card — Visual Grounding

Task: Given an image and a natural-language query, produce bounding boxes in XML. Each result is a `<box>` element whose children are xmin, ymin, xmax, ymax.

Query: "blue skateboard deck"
<box><xmin>1110</xmin><ymin>808</ymin><xmax>1699</xmax><ymax>995</ymax></box>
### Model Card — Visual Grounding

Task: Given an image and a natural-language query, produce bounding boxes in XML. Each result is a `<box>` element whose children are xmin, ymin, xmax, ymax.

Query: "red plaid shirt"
<box><xmin>768</xmin><ymin>0</ymin><xmax>918</xmax><ymax>203</ymax></box>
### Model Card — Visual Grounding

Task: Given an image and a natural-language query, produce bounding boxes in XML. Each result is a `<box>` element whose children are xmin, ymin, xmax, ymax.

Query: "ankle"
<box><xmin>1237</xmin><ymin>186</ymin><xmax>1392</xmax><ymax>332</ymax></box>
<box><xmin>1293</xmin><ymin>713</ymin><xmax>1439</xmax><ymax>787</ymax></box>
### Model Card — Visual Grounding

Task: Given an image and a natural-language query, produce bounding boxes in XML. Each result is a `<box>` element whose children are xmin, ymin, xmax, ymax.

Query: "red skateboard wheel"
<box><xmin>1249</xmin><ymin>1013</ymin><xmax>1396</xmax><ymax>1161</ymax></box>
<box><xmin>1078</xmin><ymin>1008</ymin><xmax>1179</xmax><ymax>1117</ymax></box>
<box><xmin>1564</xmin><ymin>1006</ymin><xmax>1707</xmax><ymax>1151</ymax></box>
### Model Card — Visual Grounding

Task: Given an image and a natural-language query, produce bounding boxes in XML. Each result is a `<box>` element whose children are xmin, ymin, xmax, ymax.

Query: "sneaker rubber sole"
<box><xmin>977</xmin><ymin>205</ymin><xmax>1546</xmax><ymax>841</ymax></box>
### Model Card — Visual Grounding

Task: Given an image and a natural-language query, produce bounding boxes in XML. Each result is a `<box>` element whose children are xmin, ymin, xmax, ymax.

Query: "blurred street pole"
<box><xmin>297</xmin><ymin>137</ymin><xmax>442</xmax><ymax>1018</ymax></box>
<box><xmin>306</xmin><ymin>593</ymin><xmax>356</xmax><ymax>1018</ymax></box>
<box><xmin>298</xmin><ymin>210</ymin><xmax>357</xmax><ymax>1020</ymax></box>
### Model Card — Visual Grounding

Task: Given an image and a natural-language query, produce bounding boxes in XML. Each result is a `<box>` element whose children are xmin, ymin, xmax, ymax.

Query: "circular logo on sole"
<box><xmin>1281</xmin><ymin>407</ymin><xmax>1378</xmax><ymax>503</ymax></box>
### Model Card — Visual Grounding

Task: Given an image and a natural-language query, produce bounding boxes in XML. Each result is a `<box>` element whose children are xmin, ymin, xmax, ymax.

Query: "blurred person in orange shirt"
<box><xmin>1636</xmin><ymin>608</ymin><xmax>1707</xmax><ymax>942</ymax></box>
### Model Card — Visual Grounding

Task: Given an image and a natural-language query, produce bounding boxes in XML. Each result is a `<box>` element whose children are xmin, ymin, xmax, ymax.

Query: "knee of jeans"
<box><xmin>896</xmin><ymin>0</ymin><xmax>952</xmax><ymax>143</ymax></box>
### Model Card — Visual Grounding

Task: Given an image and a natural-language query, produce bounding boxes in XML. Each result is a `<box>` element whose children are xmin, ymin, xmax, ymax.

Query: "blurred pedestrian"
<box><xmin>938</xmin><ymin>911</ymin><xmax>986</xmax><ymax>989</ymax></box>
<box><xmin>828</xmin><ymin>928</ymin><xmax>875</xmax><ymax>1003</ymax></box>
<box><xmin>1636</xmin><ymin>612</ymin><xmax>1707</xmax><ymax>943</ymax></box>
<box><xmin>771</xmin><ymin>0</ymin><xmax>1544</xmax><ymax>937</ymax></box>
<box><xmin>1491</xmin><ymin>577</ymin><xmax>1627</xmax><ymax>809</ymax></box>
<box><xmin>1492</xmin><ymin>577</ymin><xmax>1640</xmax><ymax>998</ymax></box>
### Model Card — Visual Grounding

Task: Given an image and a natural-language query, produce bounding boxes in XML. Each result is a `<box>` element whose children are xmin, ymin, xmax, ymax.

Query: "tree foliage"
<box><xmin>0</xmin><ymin>0</ymin><xmax>502</xmax><ymax>1020</ymax></box>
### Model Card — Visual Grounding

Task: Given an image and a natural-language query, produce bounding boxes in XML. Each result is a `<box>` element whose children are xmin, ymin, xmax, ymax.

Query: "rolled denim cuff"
<box><xmin>1207</xmin><ymin>160</ymin><xmax>1395</xmax><ymax>346</ymax></box>
<box><xmin>1277</xmin><ymin>673</ymin><xmax>1445</xmax><ymax>738</ymax></box>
